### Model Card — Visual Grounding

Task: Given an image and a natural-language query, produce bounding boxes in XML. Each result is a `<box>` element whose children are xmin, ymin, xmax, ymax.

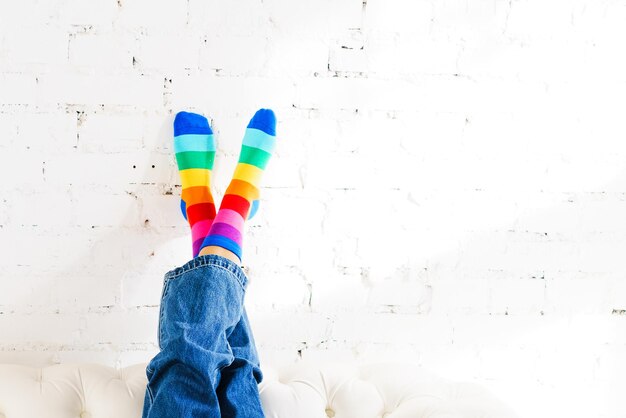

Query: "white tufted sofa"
<box><xmin>0</xmin><ymin>361</ymin><xmax>517</xmax><ymax>418</ymax></box>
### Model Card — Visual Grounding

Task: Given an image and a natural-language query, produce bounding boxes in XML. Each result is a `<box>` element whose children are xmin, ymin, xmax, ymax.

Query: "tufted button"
<box><xmin>325</xmin><ymin>408</ymin><xmax>335</xmax><ymax>417</ymax></box>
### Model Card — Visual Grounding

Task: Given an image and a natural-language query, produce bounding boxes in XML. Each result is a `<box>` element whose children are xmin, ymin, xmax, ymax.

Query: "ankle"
<box><xmin>198</xmin><ymin>245</ymin><xmax>241</xmax><ymax>265</ymax></box>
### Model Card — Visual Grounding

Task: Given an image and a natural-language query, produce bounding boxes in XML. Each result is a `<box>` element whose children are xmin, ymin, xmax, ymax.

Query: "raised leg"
<box><xmin>142</xmin><ymin>109</ymin><xmax>276</xmax><ymax>418</ymax></box>
<box><xmin>142</xmin><ymin>255</ymin><xmax>248</xmax><ymax>417</ymax></box>
<box><xmin>216</xmin><ymin>307</ymin><xmax>265</xmax><ymax>417</ymax></box>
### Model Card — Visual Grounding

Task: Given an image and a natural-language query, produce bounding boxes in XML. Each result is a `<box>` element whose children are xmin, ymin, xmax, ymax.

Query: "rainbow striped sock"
<box><xmin>174</xmin><ymin>111</ymin><xmax>217</xmax><ymax>257</ymax></box>
<box><xmin>199</xmin><ymin>108</ymin><xmax>277</xmax><ymax>261</ymax></box>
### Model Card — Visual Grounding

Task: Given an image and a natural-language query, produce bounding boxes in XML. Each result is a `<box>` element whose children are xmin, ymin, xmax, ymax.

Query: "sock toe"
<box><xmin>174</xmin><ymin>111</ymin><xmax>213</xmax><ymax>136</ymax></box>
<box><xmin>247</xmin><ymin>108</ymin><xmax>276</xmax><ymax>136</ymax></box>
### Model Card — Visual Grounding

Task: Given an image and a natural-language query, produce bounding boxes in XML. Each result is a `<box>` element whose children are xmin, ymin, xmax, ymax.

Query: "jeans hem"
<box><xmin>164</xmin><ymin>254</ymin><xmax>248</xmax><ymax>290</ymax></box>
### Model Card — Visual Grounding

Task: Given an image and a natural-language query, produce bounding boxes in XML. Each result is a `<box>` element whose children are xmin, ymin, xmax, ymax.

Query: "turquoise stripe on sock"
<box><xmin>242</xmin><ymin>128</ymin><xmax>276</xmax><ymax>154</ymax></box>
<box><xmin>174</xmin><ymin>134</ymin><xmax>216</xmax><ymax>153</ymax></box>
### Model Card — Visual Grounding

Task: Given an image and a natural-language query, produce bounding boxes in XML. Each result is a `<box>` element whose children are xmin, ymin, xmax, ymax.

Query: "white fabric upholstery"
<box><xmin>0</xmin><ymin>361</ymin><xmax>517</xmax><ymax>418</ymax></box>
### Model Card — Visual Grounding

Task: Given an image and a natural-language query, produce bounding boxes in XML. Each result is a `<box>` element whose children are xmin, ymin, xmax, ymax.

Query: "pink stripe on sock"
<box><xmin>191</xmin><ymin>219</ymin><xmax>213</xmax><ymax>257</ymax></box>
<box><xmin>191</xmin><ymin>219</ymin><xmax>213</xmax><ymax>240</ymax></box>
<box><xmin>213</xmin><ymin>208</ymin><xmax>245</xmax><ymax>231</ymax></box>
<box><xmin>209</xmin><ymin>222</ymin><xmax>242</xmax><ymax>245</ymax></box>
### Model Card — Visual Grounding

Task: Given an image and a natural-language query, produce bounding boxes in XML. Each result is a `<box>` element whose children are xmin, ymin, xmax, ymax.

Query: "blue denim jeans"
<box><xmin>142</xmin><ymin>254</ymin><xmax>265</xmax><ymax>417</ymax></box>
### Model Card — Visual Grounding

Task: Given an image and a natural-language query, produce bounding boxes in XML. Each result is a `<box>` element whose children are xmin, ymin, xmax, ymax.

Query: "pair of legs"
<box><xmin>142</xmin><ymin>109</ymin><xmax>276</xmax><ymax>417</ymax></box>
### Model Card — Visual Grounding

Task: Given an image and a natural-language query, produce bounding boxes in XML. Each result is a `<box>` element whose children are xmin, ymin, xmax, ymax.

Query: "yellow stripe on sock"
<box><xmin>180</xmin><ymin>168</ymin><xmax>211</xmax><ymax>188</ymax></box>
<box><xmin>232</xmin><ymin>163</ymin><xmax>264</xmax><ymax>188</ymax></box>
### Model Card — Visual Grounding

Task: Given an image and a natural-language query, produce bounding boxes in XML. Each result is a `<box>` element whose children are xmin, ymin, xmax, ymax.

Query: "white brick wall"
<box><xmin>1</xmin><ymin>1</ymin><xmax>625</xmax><ymax>417</ymax></box>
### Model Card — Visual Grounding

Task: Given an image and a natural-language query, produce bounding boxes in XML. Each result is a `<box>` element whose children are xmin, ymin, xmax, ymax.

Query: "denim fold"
<box><xmin>142</xmin><ymin>254</ymin><xmax>265</xmax><ymax>418</ymax></box>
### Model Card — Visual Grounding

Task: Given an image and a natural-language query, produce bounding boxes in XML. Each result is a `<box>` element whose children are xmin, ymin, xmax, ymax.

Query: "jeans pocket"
<box><xmin>157</xmin><ymin>276</ymin><xmax>172</xmax><ymax>350</ymax></box>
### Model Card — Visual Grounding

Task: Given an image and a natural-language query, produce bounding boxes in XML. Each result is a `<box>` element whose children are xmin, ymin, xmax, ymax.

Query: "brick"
<box><xmin>430</xmin><ymin>278</ymin><xmax>491</xmax><ymax>315</ymax></box>
<box><xmin>329</xmin><ymin>37</ymin><xmax>368</xmax><ymax>74</ymax></box>
<box><xmin>57</xmin><ymin>349</ymin><xmax>121</xmax><ymax>367</ymax></box>
<box><xmin>504</xmin><ymin>0</ymin><xmax>574</xmax><ymax>43</ymax></box>
<box><xmin>81</xmin><ymin>310</ymin><xmax>158</xmax><ymax>344</ymax></box>
<box><xmin>135</xmin><ymin>33</ymin><xmax>201</xmax><ymax>72</ymax></box>
<box><xmin>0</xmin><ymin>350</ymin><xmax>58</xmax><ymax>367</ymax></box>
<box><xmin>77</xmin><ymin>111</ymin><xmax>143</xmax><ymax>153</ymax></box>
<box><xmin>372</xmin><ymin>281</ymin><xmax>431</xmax><ymax>313</ymax></box>
<box><xmin>364</xmin><ymin>0</ymin><xmax>434</xmax><ymax>37</ymax></box>
<box><xmin>115</xmin><ymin>0</ymin><xmax>188</xmax><ymax>32</ymax></box>
<box><xmin>419</xmin><ymin>345</ymin><xmax>483</xmax><ymax>382</ymax></box>
<box><xmin>0</xmin><ymin>227</ymin><xmax>76</xmax><ymax>268</ymax></box>
<box><xmin>451</xmin><ymin>315</ymin><xmax>546</xmax><ymax>347</ymax></box>
<box><xmin>545</xmin><ymin>277</ymin><xmax>611</xmax><ymax>315</ymax></box>
<box><xmin>366</xmin><ymin>37</ymin><xmax>459</xmax><ymax>76</ymax></box>
<box><xmin>139</xmin><ymin>193</ymin><xmax>185</xmax><ymax>228</ymax></box>
<box><xmin>38</xmin><ymin>73</ymin><xmax>163</xmax><ymax>107</ymax></box>
<box><xmin>309</xmin><ymin>271</ymin><xmax>369</xmax><ymax>313</ymax></box>
<box><xmin>0</xmin><ymin>113</ymin><xmax>18</xmax><ymax>145</ymax></box>
<box><xmin>251</xmin><ymin>312</ymin><xmax>333</xmax><ymax>346</ymax></box>
<box><xmin>294</xmin><ymin>77</ymin><xmax>422</xmax><ymax>111</ymax></box>
<box><xmin>168</xmin><ymin>75</ymin><xmax>296</xmax><ymax>113</ymax></box>
<box><xmin>0</xmin><ymin>28</ymin><xmax>67</xmax><ymax>69</ymax></box>
<box><xmin>68</xmin><ymin>33</ymin><xmax>133</xmax><ymax>71</ymax></box>
<box><xmin>0</xmin><ymin>74</ymin><xmax>40</xmax><ymax>105</ymax></box>
<box><xmin>6</xmin><ymin>188</ymin><xmax>74</xmax><ymax>227</ymax></box>
<box><xmin>260</xmin><ymin>0</ymin><xmax>361</xmax><ymax>37</ymax></box>
<box><xmin>247</xmin><ymin>271</ymin><xmax>310</xmax><ymax>309</ymax></box>
<box><xmin>43</xmin><ymin>152</ymin><xmax>174</xmax><ymax>186</ymax></box>
<box><xmin>0</xmin><ymin>313</ymin><xmax>82</xmax><ymax>344</ymax></box>
<box><xmin>0</xmin><ymin>151</ymin><xmax>45</xmax><ymax>188</ymax></box>
<box><xmin>264</xmin><ymin>38</ymin><xmax>329</xmax><ymax>74</ymax></box>
<box><xmin>14</xmin><ymin>111</ymin><xmax>77</xmax><ymax>153</ymax></box>
<box><xmin>57</xmin><ymin>0</ymin><xmax>117</xmax><ymax>27</ymax></box>
<box><xmin>199</xmin><ymin>35</ymin><xmax>269</xmax><ymax>75</ymax></box>
<box><xmin>0</xmin><ymin>274</ymin><xmax>119</xmax><ymax>312</ymax></box>
<box><xmin>488</xmin><ymin>277</ymin><xmax>545</xmax><ymax>315</ymax></box>
<box><xmin>188</xmin><ymin>0</ymin><xmax>269</xmax><ymax>36</ymax></box>
<box><xmin>0</xmin><ymin>0</ymin><xmax>62</xmax><ymax>29</ymax></box>
<box><xmin>71</xmin><ymin>192</ymin><xmax>140</xmax><ymax>226</ymax></box>
<box><xmin>478</xmin><ymin>346</ymin><xmax>541</xmax><ymax>381</ymax></box>
<box><xmin>332</xmin><ymin>313</ymin><xmax>453</xmax><ymax>346</ymax></box>
<box><xmin>119</xmin><ymin>269</ymin><xmax>163</xmax><ymax>312</ymax></box>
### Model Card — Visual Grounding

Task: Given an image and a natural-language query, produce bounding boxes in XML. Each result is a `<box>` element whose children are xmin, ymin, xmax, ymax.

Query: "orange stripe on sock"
<box><xmin>181</xmin><ymin>186</ymin><xmax>214</xmax><ymax>205</ymax></box>
<box><xmin>225</xmin><ymin>179</ymin><xmax>259</xmax><ymax>203</ymax></box>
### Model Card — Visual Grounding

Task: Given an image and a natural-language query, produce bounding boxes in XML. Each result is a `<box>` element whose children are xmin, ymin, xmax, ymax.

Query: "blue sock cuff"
<box><xmin>174</xmin><ymin>111</ymin><xmax>213</xmax><ymax>136</ymax></box>
<box><xmin>247</xmin><ymin>199</ymin><xmax>259</xmax><ymax>220</ymax></box>
<box><xmin>247</xmin><ymin>108</ymin><xmax>276</xmax><ymax>136</ymax></box>
<box><xmin>180</xmin><ymin>199</ymin><xmax>187</xmax><ymax>220</ymax></box>
<box><xmin>200</xmin><ymin>235</ymin><xmax>242</xmax><ymax>261</ymax></box>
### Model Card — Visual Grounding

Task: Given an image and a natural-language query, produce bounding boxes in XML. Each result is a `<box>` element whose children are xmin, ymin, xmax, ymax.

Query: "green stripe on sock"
<box><xmin>238</xmin><ymin>145</ymin><xmax>271</xmax><ymax>169</ymax></box>
<box><xmin>175</xmin><ymin>151</ymin><xmax>216</xmax><ymax>170</ymax></box>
